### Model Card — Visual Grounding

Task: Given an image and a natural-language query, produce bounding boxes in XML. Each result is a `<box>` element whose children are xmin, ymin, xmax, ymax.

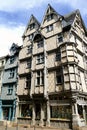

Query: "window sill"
<box><xmin>7</xmin><ymin>93</ymin><xmax>12</xmax><ymax>95</ymax></box>
<box><xmin>36</xmin><ymin>62</ymin><xmax>44</xmax><ymax>65</ymax></box>
<box><xmin>24</xmin><ymin>87</ymin><xmax>31</xmax><ymax>89</ymax></box>
<box><xmin>35</xmin><ymin>85</ymin><xmax>44</xmax><ymax>87</ymax></box>
<box><xmin>17</xmin><ymin>117</ymin><xmax>32</xmax><ymax>119</ymax></box>
<box><xmin>56</xmin><ymin>83</ymin><xmax>62</xmax><ymax>85</ymax></box>
<box><xmin>50</xmin><ymin>118</ymin><xmax>70</xmax><ymax>122</ymax></box>
<box><xmin>46</xmin><ymin>30</ymin><xmax>53</xmax><ymax>33</ymax></box>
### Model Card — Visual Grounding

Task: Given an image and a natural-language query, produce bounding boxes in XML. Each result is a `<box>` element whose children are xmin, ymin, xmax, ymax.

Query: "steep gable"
<box><xmin>63</xmin><ymin>9</ymin><xmax>87</xmax><ymax>35</ymax></box>
<box><xmin>41</xmin><ymin>4</ymin><xmax>62</xmax><ymax>26</ymax></box>
<box><xmin>23</xmin><ymin>15</ymin><xmax>40</xmax><ymax>37</ymax></box>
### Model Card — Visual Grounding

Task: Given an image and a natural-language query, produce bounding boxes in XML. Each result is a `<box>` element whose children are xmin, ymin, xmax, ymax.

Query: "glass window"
<box><xmin>21</xmin><ymin>104</ymin><xmax>32</xmax><ymax>117</ymax></box>
<box><xmin>55</xmin><ymin>50</ymin><xmax>61</xmax><ymax>61</ymax></box>
<box><xmin>10</xmin><ymin>56</ymin><xmax>15</xmax><ymax>64</ymax></box>
<box><xmin>30</xmin><ymin>23</ymin><xmax>35</xmax><ymax>30</ymax></box>
<box><xmin>51</xmin><ymin>106</ymin><xmax>71</xmax><ymax>119</ymax></box>
<box><xmin>28</xmin><ymin>34</ymin><xmax>34</xmax><ymax>41</ymax></box>
<box><xmin>47</xmin><ymin>14</ymin><xmax>53</xmax><ymax>21</ymax></box>
<box><xmin>58</xmin><ymin>33</ymin><xmax>63</xmax><ymax>43</ymax></box>
<box><xmin>37</xmin><ymin>54</ymin><xmax>44</xmax><ymax>64</ymax></box>
<box><xmin>26</xmin><ymin>74</ymin><xmax>31</xmax><ymax>89</ymax></box>
<box><xmin>56</xmin><ymin>68</ymin><xmax>63</xmax><ymax>84</ymax></box>
<box><xmin>7</xmin><ymin>85</ymin><xmax>13</xmax><ymax>95</ymax></box>
<box><xmin>46</xmin><ymin>24</ymin><xmax>53</xmax><ymax>32</ymax></box>
<box><xmin>9</xmin><ymin>69</ymin><xmax>15</xmax><ymax>78</ymax></box>
<box><xmin>37</xmin><ymin>40</ymin><xmax>44</xmax><ymax>48</ymax></box>
<box><xmin>27</xmin><ymin>45</ymin><xmax>32</xmax><ymax>54</ymax></box>
<box><xmin>36</xmin><ymin>71</ymin><xmax>44</xmax><ymax>86</ymax></box>
<box><xmin>27</xmin><ymin>58</ymin><xmax>31</xmax><ymax>68</ymax></box>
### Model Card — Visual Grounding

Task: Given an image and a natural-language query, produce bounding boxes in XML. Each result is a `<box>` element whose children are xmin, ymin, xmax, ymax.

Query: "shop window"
<box><xmin>21</xmin><ymin>104</ymin><xmax>32</xmax><ymax>117</ymax></box>
<box><xmin>50</xmin><ymin>106</ymin><xmax>71</xmax><ymax>119</ymax></box>
<box><xmin>78</xmin><ymin>105</ymin><xmax>83</xmax><ymax>118</ymax></box>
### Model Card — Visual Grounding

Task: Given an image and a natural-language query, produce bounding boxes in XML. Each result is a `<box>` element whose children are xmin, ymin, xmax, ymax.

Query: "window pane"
<box><xmin>58</xmin><ymin>33</ymin><xmax>63</xmax><ymax>43</ymax></box>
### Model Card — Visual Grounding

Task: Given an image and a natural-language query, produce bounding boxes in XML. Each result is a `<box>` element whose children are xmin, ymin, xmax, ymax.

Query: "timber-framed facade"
<box><xmin>17</xmin><ymin>4</ymin><xmax>87</xmax><ymax>129</ymax></box>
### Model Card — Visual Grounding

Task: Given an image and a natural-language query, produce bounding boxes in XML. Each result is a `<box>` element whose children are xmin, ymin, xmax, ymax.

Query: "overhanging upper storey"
<box><xmin>33</xmin><ymin>32</ymin><xmax>45</xmax><ymax>42</ymax></box>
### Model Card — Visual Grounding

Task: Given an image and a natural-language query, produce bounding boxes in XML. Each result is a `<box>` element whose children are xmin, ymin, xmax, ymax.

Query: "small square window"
<box><xmin>37</xmin><ymin>54</ymin><xmax>44</xmax><ymax>64</ymax></box>
<box><xmin>30</xmin><ymin>23</ymin><xmax>35</xmax><ymax>30</ymax></box>
<box><xmin>46</xmin><ymin>24</ymin><xmax>53</xmax><ymax>32</ymax></box>
<box><xmin>47</xmin><ymin>14</ymin><xmax>53</xmax><ymax>21</ymax></box>
<box><xmin>37</xmin><ymin>40</ymin><xmax>44</xmax><ymax>48</ymax></box>
<box><xmin>28</xmin><ymin>34</ymin><xmax>34</xmax><ymax>41</ymax></box>
<box><xmin>56</xmin><ymin>68</ymin><xmax>63</xmax><ymax>84</ymax></box>
<box><xmin>10</xmin><ymin>57</ymin><xmax>15</xmax><ymax>64</ymax></box>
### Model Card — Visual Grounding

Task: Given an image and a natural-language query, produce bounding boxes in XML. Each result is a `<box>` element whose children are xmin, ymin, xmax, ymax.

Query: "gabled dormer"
<box><xmin>41</xmin><ymin>4</ymin><xmax>62</xmax><ymax>27</ymax></box>
<box><xmin>10</xmin><ymin>43</ymin><xmax>19</xmax><ymax>56</ymax></box>
<box><xmin>73</xmin><ymin>10</ymin><xmax>87</xmax><ymax>36</ymax></box>
<box><xmin>23</xmin><ymin>15</ymin><xmax>40</xmax><ymax>38</ymax></box>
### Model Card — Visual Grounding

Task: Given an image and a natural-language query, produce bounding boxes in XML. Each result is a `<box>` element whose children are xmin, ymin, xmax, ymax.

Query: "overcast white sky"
<box><xmin>0</xmin><ymin>0</ymin><xmax>87</xmax><ymax>57</ymax></box>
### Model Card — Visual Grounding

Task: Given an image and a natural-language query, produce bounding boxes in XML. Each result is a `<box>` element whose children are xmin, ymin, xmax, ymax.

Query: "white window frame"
<box><xmin>37</xmin><ymin>54</ymin><xmax>44</xmax><ymax>64</ymax></box>
<box><xmin>36</xmin><ymin>71</ymin><xmax>44</xmax><ymax>86</ymax></box>
<box><xmin>46</xmin><ymin>24</ymin><xmax>53</xmax><ymax>32</ymax></box>
<box><xmin>7</xmin><ymin>85</ymin><xmax>13</xmax><ymax>95</ymax></box>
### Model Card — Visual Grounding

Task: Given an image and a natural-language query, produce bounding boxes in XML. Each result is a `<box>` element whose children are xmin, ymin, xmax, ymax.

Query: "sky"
<box><xmin>0</xmin><ymin>0</ymin><xmax>87</xmax><ymax>57</ymax></box>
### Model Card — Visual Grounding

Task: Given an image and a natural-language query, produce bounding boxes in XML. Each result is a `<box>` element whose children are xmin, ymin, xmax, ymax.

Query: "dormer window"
<box><xmin>10</xmin><ymin>56</ymin><xmax>15</xmax><ymax>64</ymax></box>
<box><xmin>47</xmin><ymin>14</ymin><xmax>53</xmax><ymax>21</ymax></box>
<box><xmin>28</xmin><ymin>33</ymin><xmax>34</xmax><ymax>41</ymax></box>
<box><xmin>30</xmin><ymin>23</ymin><xmax>35</xmax><ymax>30</ymax></box>
<box><xmin>46</xmin><ymin>24</ymin><xmax>53</xmax><ymax>32</ymax></box>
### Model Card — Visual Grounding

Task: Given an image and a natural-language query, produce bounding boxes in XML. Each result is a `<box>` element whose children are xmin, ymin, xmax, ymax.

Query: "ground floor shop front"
<box><xmin>17</xmin><ymin>94</ymin><xmax>87</xmax><ymax>129</ymax></box>
<box><xmin>0</xmin><ymin>100</ymin><xmax>16</xmax><ymax>121</ymax></box>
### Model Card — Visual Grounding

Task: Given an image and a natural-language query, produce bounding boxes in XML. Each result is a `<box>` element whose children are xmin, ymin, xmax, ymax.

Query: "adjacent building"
<box><xmin>0</xmin><ymin>56</ymin><xmax>8</xmax><ymax>120</ymax></box>
<box><xmin>0</xmin><ymin>43</ymin><xmax>21</xmax><ymax>121</ymax></box>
